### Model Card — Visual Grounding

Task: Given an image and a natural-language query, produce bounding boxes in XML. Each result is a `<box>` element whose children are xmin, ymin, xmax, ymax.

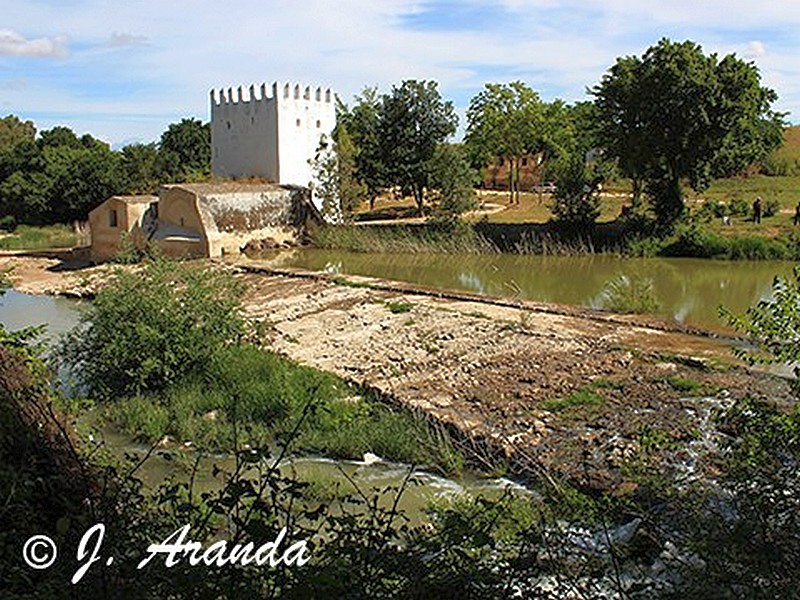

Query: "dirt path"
<box><xmin>2</xmin><ymin>254</ymin><xmax>791</xmax><ymax>491</ymax></box>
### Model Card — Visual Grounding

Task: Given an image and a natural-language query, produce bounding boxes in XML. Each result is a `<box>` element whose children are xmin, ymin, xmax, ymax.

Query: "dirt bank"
<box><xmin>2</xmin><ymin>254</ymin><xmax>792</xmax><ymax>492</ymax></box>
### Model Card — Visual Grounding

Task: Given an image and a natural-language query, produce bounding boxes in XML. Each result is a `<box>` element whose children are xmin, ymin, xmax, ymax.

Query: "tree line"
<box><xmin>0</xmin><ymin>37</ymin><xmax>786</xmax><ymax>231</ymax></box>
<box><xmin>0</xmin><ymin>117</ymin><xmax>210</xmax><ymax>226</ymax></box>
<box><xmin>318</xmin><ymin>38</ymin><xmax>785</xmax><ymax>230</ymax></box>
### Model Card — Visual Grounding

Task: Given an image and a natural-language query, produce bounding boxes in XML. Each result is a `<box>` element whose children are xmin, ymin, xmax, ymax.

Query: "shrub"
<box><xmin>763</xmin><ymin>197</ymin><xmax>781</xmax><ymax>217</ymax></box>
<box><xmin>599</xmin><ymin>273</ymin><xmax>660</xmax><ymax>314</ymax></box>
<box><xmin>728</xmin><ymin>196</ymin><xmax>750</xmax><ymax>217</ymax></box>
<box><xmin>0</xmin><ymin>215</ymin><xmax>16</xmax><ymax>232</ymax></box>
<box><xmin>59</xmin><ymin>258</ymin><xmax>247</xmax><ymax>399</ymax></box>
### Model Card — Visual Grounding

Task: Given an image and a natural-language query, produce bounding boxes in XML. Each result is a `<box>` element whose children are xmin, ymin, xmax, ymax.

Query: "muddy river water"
<box><xmin>265</xmin><ymin>249</ymin><xmax>796</xmax><ymax>331</ymax></box>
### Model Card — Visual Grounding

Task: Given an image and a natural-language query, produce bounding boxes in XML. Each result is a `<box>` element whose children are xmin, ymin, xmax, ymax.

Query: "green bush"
<box><xmin>763</xmin><ymin>197</ymin><xmax>781</xmax><ymax>217</ymax></box>
<box><xmin>729</xmin><ymin>196</ymin><xmax>750</xmax><ymax>216</ymax></box>
<box><xmin>599</xmin><ymin>273</ymin><xmax>660</xmax><ymax>314</ymax></box>
<box><xmin>59</xmin><ymin>257</ymin><xmax>247</xmax><ymax>399</ymax></box>
<box><xmin>0</xmin><ymin>215</ymin><xmax>16</xmax><ymax>232</ymax></box>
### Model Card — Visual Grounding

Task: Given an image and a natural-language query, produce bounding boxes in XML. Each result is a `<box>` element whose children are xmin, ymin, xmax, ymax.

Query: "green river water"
<box><xmin>262</xmin><ymin>249</ymin><xmax>797</xmax><ymax>331</ymax></box>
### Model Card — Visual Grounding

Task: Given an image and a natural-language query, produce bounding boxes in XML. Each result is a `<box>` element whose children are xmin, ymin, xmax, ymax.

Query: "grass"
<box><xmin>386</xmin><ymin>300</ymin><xmax>413</xmax><ymax>314</ymax></box>
<box><xmin>0</xmin><ymin>224</ymin><xmax>79</xmax><ymax>250</ymax></box>
<box><xmin>666</xmin><ymin>375</ymin><xmax>703</xmax><ymax>394</ymax></box>
<box><xmin>542</xmin><ymin>388</ymin><xmax>605</xmax><ymax>413</ymax></box>
<box><xmin>107</xmin><ymin>344</ymin><xmax>464</xmax><ymax>474</ymax></box>
<box><xmin>312</xmin><ymin>223</ymin><xmax>496</xmax><ymax>254</ymax></box>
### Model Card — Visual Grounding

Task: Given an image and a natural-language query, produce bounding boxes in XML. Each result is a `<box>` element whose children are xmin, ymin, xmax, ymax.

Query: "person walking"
<box><xmin>753</xmin><ymin>196</ymin><xmax>762</xmax><ymax>224</ymax></box>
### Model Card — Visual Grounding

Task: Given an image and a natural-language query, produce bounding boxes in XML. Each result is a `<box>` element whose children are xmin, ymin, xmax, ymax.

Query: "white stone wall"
<box><xmin>210</xmin><ymin>81</ymin><xmax>335</xmax><ymax>193</ymax></box>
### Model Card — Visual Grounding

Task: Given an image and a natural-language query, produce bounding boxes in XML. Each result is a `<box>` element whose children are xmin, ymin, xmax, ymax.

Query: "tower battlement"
<box><xmin>210</xmin><ymin>81</ymin><xmax>333</xmax><ymax>108</ymax></box>
<box><xmin>210</xmin><ymin>79</ymin><xmax>336</xmax><ymax>200</ymax></box>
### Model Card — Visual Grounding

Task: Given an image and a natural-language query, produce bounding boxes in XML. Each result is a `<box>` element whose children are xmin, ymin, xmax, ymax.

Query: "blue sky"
<box><xmin>1</xmin><ymin>0</ymin><xmax>798</xmax><ymax>147</ymax></box>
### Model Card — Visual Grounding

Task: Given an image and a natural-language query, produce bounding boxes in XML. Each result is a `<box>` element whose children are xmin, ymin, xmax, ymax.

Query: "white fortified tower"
<box><xmin>210</xmin><ymin>82</ymin><xmax>335</xmax><ymax>190</ymax></box>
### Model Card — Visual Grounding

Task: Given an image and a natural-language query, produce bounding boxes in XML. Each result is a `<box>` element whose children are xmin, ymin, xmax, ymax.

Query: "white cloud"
<box><xmin>0</xmin><ymin>29</ymin><xmax>68</xmax><ymax>57</ymax></box>
<box><xmin>2</xmin><ymin>0</ymin><xmax>800</xmax><ymax>144</ymax></box>
<box><xmin>107</xmin><ymin>32</ymin><xmax>149</xmax><ymax>48</ymax></box>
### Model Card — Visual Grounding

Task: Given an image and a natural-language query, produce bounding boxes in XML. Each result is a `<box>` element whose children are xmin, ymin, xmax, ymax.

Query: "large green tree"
<box><xmin>0</xmin><ymin>115</ymin><xmax>35</xmax><ymax>154</ymax></box>
<box><xmin>157</xmin><ymin>118</ymin><xmax>211</xmax><ymax>181</ymax></box>
<box><xmin>465</xmin><ymin>82</ymin><xmax>553</xmax><ymax>205</ymax></box>
<box><xmin>339</xmin><ymin>88</ymin><xmax>386</xmax><ymax>211</ymax></box>
<box><xmin>378</xmin><ymin>80</ymin><xmax>458</xmax><ymax>215</ymax></box>
<box><xmin>593</xmin><ymin>38</ymin><xmax>784</xmax><ymax>227</ymax></box>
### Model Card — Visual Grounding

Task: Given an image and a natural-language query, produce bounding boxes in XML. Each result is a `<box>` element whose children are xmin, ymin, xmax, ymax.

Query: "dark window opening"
<box><xmin>109</xmin><ymin>209</ymin><xmax>118</xmax><ymax>228</ymax></box>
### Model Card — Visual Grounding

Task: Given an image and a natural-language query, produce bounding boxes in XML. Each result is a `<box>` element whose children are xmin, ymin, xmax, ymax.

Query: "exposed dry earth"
<box><xmin>2</xmin><ymin>252</ymin><xmax>792</xmax><ymax>492</ymax></box>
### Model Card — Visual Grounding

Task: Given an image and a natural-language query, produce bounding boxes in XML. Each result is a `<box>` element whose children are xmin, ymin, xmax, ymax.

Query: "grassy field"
<box><xmin>0</xmin><ymin>224</ymin><xmax>79</xmax><ymax>250</ymax></box>
<box><xmin>350</xmin><ymin>127</ymin><xmax>800</xmax><ymax>234</ymax></box>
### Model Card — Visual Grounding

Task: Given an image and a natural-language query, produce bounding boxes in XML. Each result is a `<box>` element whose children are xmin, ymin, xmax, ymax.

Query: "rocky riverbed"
<box><xmin>1</xmin><ymin>253</ymin><xmax>792</xmax><ymax>492</ymax></box>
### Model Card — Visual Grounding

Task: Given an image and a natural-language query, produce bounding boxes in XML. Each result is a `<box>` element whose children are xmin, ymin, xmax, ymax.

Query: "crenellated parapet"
<box><xmin>210</xmin><ymin>81</ymin><xmax>333</xmax><ymax>108</ymax></box>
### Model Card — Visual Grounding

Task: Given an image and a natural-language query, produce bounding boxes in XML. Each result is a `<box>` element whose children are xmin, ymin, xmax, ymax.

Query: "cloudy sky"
<box><xmin>1</xmin><ymin>0</ymin><xmax>797</xmax><ymax>147</ymax></box>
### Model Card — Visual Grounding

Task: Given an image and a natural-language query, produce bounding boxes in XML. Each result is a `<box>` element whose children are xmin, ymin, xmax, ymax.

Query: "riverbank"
<box><xmin>4</xmin><ymin>253</ymin><xmax>791</xmax><ymax>493</ymax></box>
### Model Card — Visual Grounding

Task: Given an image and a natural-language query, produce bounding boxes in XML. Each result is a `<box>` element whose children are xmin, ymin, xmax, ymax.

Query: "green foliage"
<box><xmin>0</xmin><ymin>114</ymin><xmax>35</xmax><ymax>153</ymax></box>
<box><xmin>549</xmin><ymin>154</ymin><xmax>603</xmax><ymax>229</ymax></box>
<box><xmin>594</xmin><ymin>38</ymin><xmax>785</xmax><ymax>228</ymax></box>
<box><xmin>763</xmin><ymin>196</ymin><xmax>781</xmax><ymax>217</ymax></box>
<box><xmin>542</xmin><ymin>388</ymin><xmax>605</xmax><ymax>412</ymax></box>
<box><xmin>121</xmin><ymin>142</ymin><xmax>160</xmax><ymax>193</ymax></box>
<box><xmin>0</xmin><ymin>224</ymin><xmax>78</xmax><ymax>250</ymax></box>
<box><xmin>338</xmin><ymin>87</ymin><xmax>386</xmax><ymax>209</ymax></box>
<box><xmin>385</xmin><ymin>300</ymin><xmax>413</xmax><ymax>314</ymax></box>
<box><xmin>379</xmin><ymin>80</ymin><xmax>458</xmax><ymax>215</ymax></box>
<box><xmin>426</xmin><ymin>143</ymin><xmax>477</xmax><ymax>223</ymax></box>
<box><xmin>466</xmin><ymin>81</ymin><xmax>572</xmax><ymax>205</ymax></box>
<box><xmin>600</xmin><ymin>273</ymin><xmax>660</xmax><ymax>313</ymax></box>
<box><xmin>666</xmin><ymin>375</ymin><xmax>701</xmax><ymax>394</ymax></box>
<box><xmin>722</xmin><ymin>267</ymin><xmax>800</xmax><ymax>392</ymax></box>
<box><xmin>157</xmin><ymin>118</ymin><xmax>211</xmax><ymax>182</ymax></box>
<box><xmin>0</xmin><ymin>116</ymin><xmax>211</xmax><ymax>226</ymax></box>
<box><xmin>311</xmin><ymin>223</ymin><xmax>496</xmax><ymax>254</ymax></box>
<box><xmin>310</xmin><ymin>126</ymin><xmax>365</xmax><ymax>220</ymax></box>
<box><xmin>59</xmin><ymin>258</ymin><xmax>246</xmax><ymax>399</ymax></box>
<box><xmin>108</xmin><ymin>343</ymin><xmax>464</xmax><ymax>471</ymax></box>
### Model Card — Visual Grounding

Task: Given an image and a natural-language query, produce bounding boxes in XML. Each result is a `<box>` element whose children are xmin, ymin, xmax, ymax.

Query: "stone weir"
<box><xmin>236</xmin><ymin>263</ymin><xmax>792</xmax><ymax>492</ymax></box>
<box><xmin>0</xmin><ymin>253</ymin><xmax>791</xmax><ymax>492</ymax></box>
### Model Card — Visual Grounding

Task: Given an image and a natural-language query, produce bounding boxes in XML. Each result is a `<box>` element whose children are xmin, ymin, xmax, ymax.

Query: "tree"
<box><xmin>593</xmin><ymin>38</ymin><xmax>784</xmax><ymax>228</ymax></box>
<box><xmin>549</xmin><ymin>155</ymin><xmax>603</xmax><ymax>230</ymax></box>
<box><xmin>465</xmin><ymin>82</ymin><xmax>550</xmax><ymax>205</ymax></box>
<box><xmin>0</xmin><ymin>115</ymin><xmax>35</xmax><ymax>154</ymax></box>
<box><xmin>59</xmin><ymin>257</ymin><xmax>246</xmax><ymax>399</ymax></box>
<box><xmin>121</xmin><ymin>142</ymin><xmax>160</xmax><ymax>194</ymax></box>
<box><xmin>340</xmin><ymin>88</ymin><xmax>386</xmax><ymax>211</ymax></box>
<box><xmin>158</xmin><ymin>118</ymin><xmax>211</xmax><ymax>181</ymax></box>
<box><xmin>378</xmin><ymin>80</ymin><xmax>458</xmax><ymax>216</ymax></box>
<box><xmin>426</xmin><ymin>143</ymin><xmax>477</xmax><ymax>224</ymax></box>
<box><xmin>310</xmin><ymin>126</ymin><xmax>365</xmax><ymax>221</ymax></box>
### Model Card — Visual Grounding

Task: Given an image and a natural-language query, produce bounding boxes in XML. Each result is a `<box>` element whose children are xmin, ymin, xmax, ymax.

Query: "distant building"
<box><xmin>88</xmin><ymin>195</ymin><xmax>157</xmax><ymax>261</ymax></box>
<box><xmin>89</xmin><ymin>182</ymin><xmax>319</xmax><ymax>262</ymax></box>
<box><xmin>210</xmin><ymin>82</ymin><xmax>335</xmax><ymax>193</ymax></box>
<box><xmin>481</xmin><ymin>153</ymin><xmax>545</xmax><ymax>192</ymax></box>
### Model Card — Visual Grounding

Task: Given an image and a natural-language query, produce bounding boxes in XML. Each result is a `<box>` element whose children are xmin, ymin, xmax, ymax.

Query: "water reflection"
<box><xmin>265</xmin><ymin>250</ymin><xmax>796</xmax><ymax>330</ymax></box>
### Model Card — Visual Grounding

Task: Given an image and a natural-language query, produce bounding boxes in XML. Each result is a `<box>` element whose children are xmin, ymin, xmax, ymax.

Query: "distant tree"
<box><xmin>426</xmin><ymin>144</ymin><xmax>477</xmax><ymax>224</ymax></box>
<box><xmin>37</xmin><ymin>126</ymin><xmax>82</xmax><ymax>149</ymax></box>
<box><xmin>0</xmin><ymin>115</ymin><xmax>35</xmax><ymax>154</ymax></box>
<box><xmin>549</xmin><ymin>155</ymin><xmax>603</xmax><ymax>230</ymax></box>
<box><xmin>42</xmin><ymin>141</ymin><xmax>123</xmax><ymax>222</ymax></box>
<box><xmin>466</xmin><ymin>82</ymin><xmax>550</xmax><ymax>205</ymax></box>
<box><xmin>340</xmin><ymin>88</ymin><xmax>386</xmax><ymax>211</ymax></box>
<box><xmin>121</xmin><ymin>142</ymin><xmax>160</xmax><ymax>194</ymax></box>
<box><xmin>593</xmin><ymin>38</ymin><xmax>785</xmax><ymax>228</ymax></box>
<box><xmin>158</xmin><ymin>118</ymin><xmax>211</xmax><ymax>182</ymax></box>
<box><xmin>310</xmin><ymin>126</ymin><xmax>365</xmax><ymax>221</ymax></box>
<box><xmin>378</xmin><ymin>80</ymin><xmax>458</xmax><ymax>216</ymax></box>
